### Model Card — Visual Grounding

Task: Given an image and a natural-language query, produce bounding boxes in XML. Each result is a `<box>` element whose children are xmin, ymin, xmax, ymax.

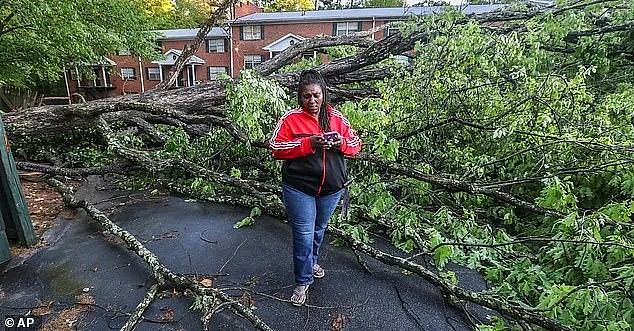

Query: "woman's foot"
<box><xmin>313</xmin><ymin>264</ymin><xmax>325</xmax><ymax>279</ymax></box>
<box><xmin>291</xmin><ymin>285</ymin><xmax>309</xmax><ymax>306</ymax></box>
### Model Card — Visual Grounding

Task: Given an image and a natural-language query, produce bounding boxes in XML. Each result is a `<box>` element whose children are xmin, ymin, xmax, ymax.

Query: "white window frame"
<box><xmin>207</xmin><ymin>39</ymin><xmax>226</xmax><ymax>53</ymax></box>
<box><xmin>386</xmin><ymin>26</ymin><xmax>400</xmax><ymax>36</ymax></box>
<box><xmin>244</xmin><ymin>55</ymin><xmax>263</xmax><ymax>69</ymax></box>
<box><xmin>147</xmin><ymin>67</ymin><xmax>161</xmax><ymax>81</ymax></box>
<box><xmin>242</xmin><ymin>25</ymin><xmax>262</xmax><ymax>40</ymax></box>
<box><xmin>336</xmin><ymin>22</ymin><xmax>359</xmax><ymax>36</ymax></box>
<box><xmin>120</xmin><ymin>67</ymin><xmax>136</xmax><ymax>80</ymax></box>
<box><xmin>208</xmin><ymin>66</ymin><xmax>227</xmax><ymax>80</ymax></box>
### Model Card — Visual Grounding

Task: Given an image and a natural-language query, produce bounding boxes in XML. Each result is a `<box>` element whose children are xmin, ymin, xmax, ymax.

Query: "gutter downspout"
<box><xmin>138</xmin><ymin>57</ymin><xmax>145</xmax><ymax>92</ymax></box>
<box><xmin>228</xmin><ymin>22</ymin><xmax>235</xmax><ymax>78</ymax></box>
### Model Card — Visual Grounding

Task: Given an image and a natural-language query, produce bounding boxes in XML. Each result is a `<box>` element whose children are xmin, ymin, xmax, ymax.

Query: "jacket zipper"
<box><xmin>316</xmin><ymin>148</ymin><xmax>327</xmax><ymax>195</ymax></box>
<box><xmin>305</xmin><ymin>109</ymin><xmax>328</xmax><ymax>196</ymax></box>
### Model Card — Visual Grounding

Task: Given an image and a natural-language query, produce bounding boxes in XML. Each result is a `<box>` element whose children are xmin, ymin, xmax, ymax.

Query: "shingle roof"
<box><xmin>154</xmin><ymin>27</ymin><xmax>228</xmax><ymax>40</ymax></box>
<box><xmin>231</xmin><ymin>5</ymin><xmax>505</xmax><ymax>25</ymax></box>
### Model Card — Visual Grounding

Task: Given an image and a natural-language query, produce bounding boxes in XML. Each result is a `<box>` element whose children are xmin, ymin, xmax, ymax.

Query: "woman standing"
<box><xmin>270</xmin><ymin>69</ymin><xmax>362</xmax><ymax>306</ymax></box>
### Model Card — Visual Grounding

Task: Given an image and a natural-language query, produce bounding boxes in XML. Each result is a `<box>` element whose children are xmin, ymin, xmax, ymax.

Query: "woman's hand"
<box><xmin>329</xmin><ymin>134</ymin><xmax>343</xmax><ymax>150</ymax></box>
<box><xmin>309</xmin><ymin>134</ymin><xmax>330</xmax><ymax>150</ymax></box>
<box><xmin>309</xmin><ymin>134</ymin><xmax>343</xmax><ymax>150</ymax></box>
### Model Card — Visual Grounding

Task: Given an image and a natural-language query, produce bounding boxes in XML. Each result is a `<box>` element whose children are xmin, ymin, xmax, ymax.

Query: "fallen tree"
<box><xmin>3</xmin><ymin>1</ymin><xmax>634</xmax><ymax>330</ymax></box>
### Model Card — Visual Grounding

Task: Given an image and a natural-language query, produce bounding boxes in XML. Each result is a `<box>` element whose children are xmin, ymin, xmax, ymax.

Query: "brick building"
<box><xmin>64</xmin><ymin>4</ymin><xmax>502</xmax><ymax>102</ymax></box>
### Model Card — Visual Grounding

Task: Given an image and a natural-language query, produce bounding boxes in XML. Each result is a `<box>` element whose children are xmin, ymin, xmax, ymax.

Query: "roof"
<box><xmin>152</xmin><ymin>49</ymin><xmax>205</xmax><ymax>65</ymax></box>
<box><xmin>70</xmin><ymin>56</ymin><xmax>116</xmax><ymax>67</ymax></box>
<box><xmin>231</xmin><ymin>5</ymin><xmax>506</xmax><ymax>24</ymax></box>
<box><xmin>527</xmin><ymin>0</ymin><xmax>554</xmax><ymax>5</ymax></box>
<box><xmin>263</xmin><ymin>33</ymin><xmax>306</xmax><ymax>51</ymax></box>
<box><xmin>154</xmin><ymin>27</ymin><xmax>228</xmax><ymax>40</ymax></box>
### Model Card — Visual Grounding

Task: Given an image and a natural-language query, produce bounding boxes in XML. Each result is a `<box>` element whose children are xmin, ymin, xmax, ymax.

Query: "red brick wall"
<box><xmin>233</xmin><ymin>2</ymin><xmax>261</xmax><ymax>18</ymax></box>
<box><xmin>159</xmin><ymin>40</ymin><xmax>232</xmax><ymax>87</ymax></box>
<box><xmin>110</xmin><ymin>54</ymin><xmax>144</xmax><ymax>94</ymax></box>
<box><xmin>67</xmin><ymin>16</ymin><xmax>394</xmax><ymax>99</ymax></box>
<box><xmin>230</xmin><ymin>19</ymin><xmax>392</xmax><ymax>76</ymax></box>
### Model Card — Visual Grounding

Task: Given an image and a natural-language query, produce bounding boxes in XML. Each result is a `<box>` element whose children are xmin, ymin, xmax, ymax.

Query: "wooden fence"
<box><xmin>0</xmin><ymin>116</ymin><xmax>36</xmax><ymax>264</ymax></box>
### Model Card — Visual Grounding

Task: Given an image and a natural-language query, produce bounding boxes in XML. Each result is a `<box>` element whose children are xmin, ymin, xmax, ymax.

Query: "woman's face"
<box><xmin>300</xmin><ymin>83</ymin><xmax>323</xmax><ymax>118</ymax></box>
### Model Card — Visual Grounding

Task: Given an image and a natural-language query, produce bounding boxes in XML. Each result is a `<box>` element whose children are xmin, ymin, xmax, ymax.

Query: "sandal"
<box><xmin>291</xmin><ymin>285</ymin><xmax>309</xmax><ymax>306</ymax></box>
<box><xmin>313</xmin><ymin>264</ymin><xmax>325</xmax><ymax>279</ymax></box>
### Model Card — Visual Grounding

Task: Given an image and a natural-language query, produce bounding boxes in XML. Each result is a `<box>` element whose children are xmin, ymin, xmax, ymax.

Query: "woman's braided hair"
<box><xmin>297</xmin><ymin>69</ymin><xmax>330</xmax><ymax>132</ymax></box>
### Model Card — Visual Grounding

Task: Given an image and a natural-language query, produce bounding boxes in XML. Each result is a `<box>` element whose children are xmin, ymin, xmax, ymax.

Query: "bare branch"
<box><xmin>256</xmin><ymin>34</ymin><xmax>376</xmax><ymax>76</ymax></box>
<box><xmin>46</xmin><ymin>178</ymin><xmax>274</xmax><ymax>330</ymax></box>
<box><xmin>564</xmin><ymin>22</ymin><xmax>634</xmax><ymax>43</ymax></box>
<box><xmin>120</xmin><ymin>283</ymin><xmax>159</xmax><ymax>331</ymax></box>
<box><xmin>16</xmin><ymin>161</ymin><xmax>131</xmax><ymax>176</ymax></box>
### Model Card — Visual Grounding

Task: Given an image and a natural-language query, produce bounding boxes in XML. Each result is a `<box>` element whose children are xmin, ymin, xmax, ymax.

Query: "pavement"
<box><xmin>0</xmin><ymin>176</ymin><xmax>491</xmax><ymax>330</ymax></box>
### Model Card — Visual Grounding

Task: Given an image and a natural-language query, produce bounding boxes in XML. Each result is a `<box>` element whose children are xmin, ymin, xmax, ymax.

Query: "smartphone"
<box><xmin>323</xmin><ymin>131</ymin><xmax>338</xmax><ymax>142</ymax></box>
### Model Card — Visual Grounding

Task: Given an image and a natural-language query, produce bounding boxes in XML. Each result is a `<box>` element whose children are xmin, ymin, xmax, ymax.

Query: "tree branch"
<box><xmin>16</xmin><ymin>161</ymin><xmax>132</xmax><ymax>176</ymax></box>
<box><xmin>564</xmin><ymin>22</ymin><xmax>634</xmax><ymax>43</ymax></box>
<box><xmin>328</xmin><ymin>226</ymin><xmax>573</xmax><ymax>331</ymax></box>
<box><xmin>155</xmin><ymin>0</ymin><xmax>235</xmax><ymax>90</ymax></box>
<box><xmin>428</xmin><ymin>236</ymin><xmax>634</xmax><ymax>253</ymax></box>
<box><xmin>120</xmin><ymin>283</ymin><xmax>159</xmax><ymax>331</ymax></box>
<box><xmin>356</xmin><ymin>153</ymin><xmax>565</xmax><ymax>218</ymax></box>
<box><xmin>256</xmin><ymin>34</ymin><xmax>376</xmax><ymax>76</ymax></box>
<box><xmin>46</xmin><ymin>178</ymin><xmax>274</xmax><ymax>330</ymax></box>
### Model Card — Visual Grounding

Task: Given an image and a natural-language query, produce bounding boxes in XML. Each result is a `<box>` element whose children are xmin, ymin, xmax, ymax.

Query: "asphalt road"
<box><xmin>0</xmin><ymin>176</ymin><xmax>491</xmax><ymax>330</ymax></box>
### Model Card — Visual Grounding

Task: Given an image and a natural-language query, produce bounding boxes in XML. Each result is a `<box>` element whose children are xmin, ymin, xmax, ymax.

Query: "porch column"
<box><xmin>191</xmin><ymin>64</ymin><xmax>195</xmax><ymax>86</ymax></box>
<box><xmin>158</xmin><ymin>64</ymin><xmax>164</xmax><ymax>82</ymax></box>
<box><xmin>101</xmin><ymin>67</ymin><xmax>107</xmax><ymax>86</ymax></box>
<box><xmin>63</xmin><ymin>66</ymin><xmax>71</xmax><ymax>104</ymax></box>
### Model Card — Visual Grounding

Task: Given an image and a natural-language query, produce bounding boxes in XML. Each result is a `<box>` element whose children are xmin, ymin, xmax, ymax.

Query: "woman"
<box><xmin>270</xmin><ymin>69</ymin><xmax>362</xmax><ymax>306</ymax></box>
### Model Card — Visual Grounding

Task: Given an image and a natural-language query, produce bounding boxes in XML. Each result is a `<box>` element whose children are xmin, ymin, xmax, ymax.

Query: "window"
<box><xmin>386</xmin><ymin>26</ymin><xmax>400</xmax><ymax>37</ymax></box>
<box><xmin>208</xmin><ymin>66</ymin><xmax>227</xmax><ymax>80</ymax></box>
<box><xmin>117</xmin><ymin>49</ymin><xmax>132</xmax><ymax>56</ymax></box>
<box><xmin>120</xmin><ymin>68</ymin><xmax>136</xmax><ymax>80</ymax></box>
<box><xmin>241</xmin><ymin>25</ymin><xmax>262</xmax><ymax>40</ymax></box>
<box><xmin>207</xmin><ymin>39</ymin><xmax>226</xmax><ymax>53</ymax></box>
<box><xmin>244</xmin><ymin>55</ymin><xmax>263</xmax><ymax>69</ymax></box>
<box><xmin>335</xmin><ymin>22</ymin><xmax>361</xmax><ymax>36</ymax></box>
<box><xmin>147</xmin><ymin>67</ymin><xmax>161</xmax><ymax>81</ymax></box>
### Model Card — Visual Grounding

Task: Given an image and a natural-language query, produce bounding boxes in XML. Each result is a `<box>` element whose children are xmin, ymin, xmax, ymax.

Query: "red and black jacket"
<box><xmin>270</xmin><ymin>105</ymin><xmax>362</xmax><ymax>196</ymax></box>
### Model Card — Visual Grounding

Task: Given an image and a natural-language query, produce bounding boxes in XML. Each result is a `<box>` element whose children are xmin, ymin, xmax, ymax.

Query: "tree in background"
<box><xmin>411</xmin><ymin>0</ymin><xmax>449</xmax><ymax>6</ymax></box>
<box><xmin>260</xmin><ymin>0</ymin><xmax>314</xmax><ymax>12</ymax></box>
<box><xmin>0</xmin><ymin>0</ymin><xmax>160</xmax><ymax>89</ymax></box>
<box><xmin>365</xmin><ymin>0</ymin><xmax>405</xmax><ymax>8</ymax></box>
<box><xmin>468</xmin><ymin>0</ymin><xmax>515</xmax><ymax>4</ymax></box>
<box><xmin>141</xmin><ymin>0</ymin><xmax>221</xmax><ymax>29</ymax></box>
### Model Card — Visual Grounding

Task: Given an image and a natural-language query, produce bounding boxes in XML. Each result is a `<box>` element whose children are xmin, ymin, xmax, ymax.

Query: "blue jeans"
<box><xmin>283</xmin><ymin>185</ymin><xmax>343</xmax><ymax>285</ymax></box>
